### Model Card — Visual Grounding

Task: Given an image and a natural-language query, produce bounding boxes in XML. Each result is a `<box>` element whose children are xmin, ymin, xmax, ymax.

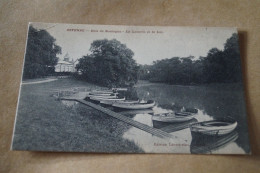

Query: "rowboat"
<box><xmin>87</xmin><ymin>93</ymin><xmax>118</xmax><ymax>99</ymax></box>
<box><xmin>91</xmin><ymin>90</ymin><xmax>115</xmax><ymax>94</ymax></box>
<box><xmin>112</xmin><ymin>100</ymin><xmax>155</xmax><ymax>110</ymax></box>
<box><xmin>89</xmin><ymin>93</ymin><xmax>118</xmax><ymax>97</ymax></box>
<box><xmin>175</xmin><ymin>112</ymin><xmax>195</xmax><ymax>116</ymax></box>
<box><xmin>152</xmin><ymin>112</ymin><xmax>195</xmax><ymax>123</ymax></box>
<box><xmin>89</xmin><ymin>92</ymin><xmax>118</xmax><ymax>96</ymax></box>
<box><xmin>112</xmin><ymin>88</ymin><xmax>128</xmax><ymax>91</ymax></box>
<box><xmin>89</xmin><ymin>95</ymin><xmax>117</xmax><ymax>99</ymax></box>
<box><xmin>100</xmin><ymin>99</ymin><xmax>139</xmax><ymax>105</ymax></box>
<box><xmin>90</xmin><ymin>96</ymin><xmax>125</xmax><ymax>101</ymax></box>
<box><xmin>190</xmin><ymin>120</ymin><xmax>237</xmax><ymax>137</ymax></box>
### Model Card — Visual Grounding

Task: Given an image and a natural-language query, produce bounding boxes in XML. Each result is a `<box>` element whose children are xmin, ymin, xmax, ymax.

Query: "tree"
<box><xmin>202</xmin><ymin>33</ymin><xmax>242</xmax><ymax>83</ymax></box>
<box><xmin>76</xmin><ymin>39</ymin><xmax>138</xmax><ymax>87</ymax></box>
<box><xmin>203</xmin><ymin>48</ymin><xmax>226</xmax><ymax>83</ymax></box>
<box><xmin>138</xmin><ymin>33</ymin><xmax>242</xmax><ymax>85</ymax></box>
<box><xmin>23</xmin><ymin>26</ymin><xmax>61</xmax><ymax>79</ymax></box>
<box><xmin>223</xmin><ymin>33</ymin><xmax>242</xmax><ymax>82</ymax></box>
<box><xmin>138</xmin><ymin>64</ymin><xmax>152</xmax><ymax>80</ymax></box>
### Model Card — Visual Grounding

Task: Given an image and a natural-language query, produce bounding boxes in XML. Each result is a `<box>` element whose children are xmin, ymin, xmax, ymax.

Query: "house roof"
<box><xmin>57</xmin><ymin>60</ymin><xmax>73</xmax><ymax>65</ymax></box>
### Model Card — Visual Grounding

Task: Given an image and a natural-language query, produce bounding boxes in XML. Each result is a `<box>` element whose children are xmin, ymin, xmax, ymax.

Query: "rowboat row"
<box><xmin>86</xmin><ymin>89</ymin><xmax>155</xmax><ymax>109</ymax></box>
<box><xmin>87</xmin><ymin>89</ymin><xmax>238</xmax><ymax>137</ymax></box>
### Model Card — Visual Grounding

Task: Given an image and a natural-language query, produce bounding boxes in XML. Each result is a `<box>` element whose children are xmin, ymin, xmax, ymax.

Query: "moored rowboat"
<box><xmin>87</xmin><ymin>93</ymin><xmax>118</xmax><ymax>99</ymax></box>
<box><xmin>175</xmin><ymin>112</ymin><xmax>194</xmax><ymax>116</ymax></box>
<box><xmin>89</xmin><ymin>92</ymin><xmax>118</xmax><ymax>96</ymax></box>
<box><xmin>100</xmin><ymin>99</ymin><xmax>139</xmax><ymax>105</ymax></box>
<box><xmin>152</xmin><ymin>112</ymin><xmax>195</xmax><ymax>122</ymax></box>
<box><xmin>89</xmin><ymin>95</ymin><xmax>117</xmax><ymax>99</ymax></box>
<box><xmin>91</xmin><ymin>90</ymin><xmax>115</xmax><ymax>94</ymax></box>
<box><xmin>90</xmin><ymin>96</ymin><xmax>125</xmax><ymax>101</ymax></box>
<box><xmin>112</xmin><ymin>100</ymin><xmax>155</xmax><ymax>110</ymax></box>
<box><xmin>190</xmin><ymin>120</ymin><xmax>237</xmax><ymax>137</ymax></box>
<box><xmin>112</xmin><ymin>88</ymin><xmax>128</xmax><ymax>91</ymax></box>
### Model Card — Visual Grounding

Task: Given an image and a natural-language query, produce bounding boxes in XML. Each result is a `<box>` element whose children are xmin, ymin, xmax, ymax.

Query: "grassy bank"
<box><xmin>12</xmin><ymin>78</ymin><xmax>143</xmax><ymax>152</ymax></box>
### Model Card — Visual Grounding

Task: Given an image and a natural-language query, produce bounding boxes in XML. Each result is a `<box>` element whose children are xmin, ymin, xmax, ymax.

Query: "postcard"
<box><xmin>11</xmin><ymin>23</ymin><xmax>250</xmax><ymax>154</ymax></box>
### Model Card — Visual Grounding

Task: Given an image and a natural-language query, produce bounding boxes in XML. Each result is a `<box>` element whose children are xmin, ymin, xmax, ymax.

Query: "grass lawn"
<box><xmin>12</xmin><ymin>77</ymin><xmax>143</xmax><ymax>152</ymax></box>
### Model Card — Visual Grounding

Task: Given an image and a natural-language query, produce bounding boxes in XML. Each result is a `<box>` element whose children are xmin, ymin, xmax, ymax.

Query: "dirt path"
<box><xmin>22</xmin><ymin>78</ymin><xmax>58</xmax><ymax>85</ymax></box>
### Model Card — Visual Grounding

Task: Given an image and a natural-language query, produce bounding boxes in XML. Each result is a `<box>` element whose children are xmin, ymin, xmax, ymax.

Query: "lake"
<box><xmin>61</xmin><ymin>80</ymin><xmax>250</xmax><ymax>154</ymax></box>
<box><xmin>117</xmin><ymin>81</ymin><xmax>250</xmax><ymax>154</ymax></box>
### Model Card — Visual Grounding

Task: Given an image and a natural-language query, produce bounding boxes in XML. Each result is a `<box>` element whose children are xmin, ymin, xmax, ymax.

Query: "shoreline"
<box><xmin>135</xmin><ymin>80</ymin><xmax>243</xmax><ymax>90</ymax></box>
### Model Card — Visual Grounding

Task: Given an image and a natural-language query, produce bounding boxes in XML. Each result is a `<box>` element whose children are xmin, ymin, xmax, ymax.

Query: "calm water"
<box><xmin>119</xmin><ymin>81</ymin><xmax>250</xmax><ymax>154</ymax></box>
<box><xmin>62</xmin><ymin>82</ymin><xmax>250</xmax><ymax>154</ymax></box>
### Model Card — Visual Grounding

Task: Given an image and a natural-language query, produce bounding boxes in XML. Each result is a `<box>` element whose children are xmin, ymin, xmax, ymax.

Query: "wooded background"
<box><xmin>0</xmin><ymin>0</ymin><xmax>259</xmax><ymax>172</ymax></box>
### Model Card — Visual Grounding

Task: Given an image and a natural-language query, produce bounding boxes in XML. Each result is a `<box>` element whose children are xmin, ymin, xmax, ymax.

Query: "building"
<box><xmin>55</xmin><ymin>53</ymin><xmax>78</xmax><ymax>72</ymax></box>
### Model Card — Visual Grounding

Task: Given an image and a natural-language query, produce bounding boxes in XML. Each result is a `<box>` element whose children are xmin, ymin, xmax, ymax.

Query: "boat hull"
<box><xmin>152</xmin><ymin>113</ymin><xmax>195</xmax><ymax>123</ymax></box>
<box><xmin>112</xmin><ymin>88</ymin><xmax>128</xmax><ymax>91</ymax></box>
<box><xmin>90</xmin><ymin>97</ymin><xmax>125</xmax><ymax>102</ymax></box>
<box><xmin>100</xmin><ymin>100</ymin><xmax>139</xmax><ymax>105</ymax></box>
<box><xmin>89</xmin><ymin>96</ymin><xmax>117</xmax><ymax>101</ymax></box>
<box><xmin>190</xmin><ymin>120</ymin><xmax>237</xmax><ymax>137</ymax></box>
<box><xmin>112</xmin><ymin>101</ymin><xmax>155</xmax><ymax>110</ymax></box>
<box><xmin>91</xmin><ymin>90</ymin><xmax>114</xmax><ymax>94</ymax></box>
<box><xmin>89</xmin><ymin>93</ymin><xmax>118</xmax><ymax>96</ymax></box>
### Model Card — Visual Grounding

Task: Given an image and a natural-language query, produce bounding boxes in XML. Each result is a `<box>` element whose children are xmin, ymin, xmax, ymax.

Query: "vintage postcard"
<box><xmin>11</xmin><ymin>23</ymin><xmax>250</xmax><ymax>154</ymax></box>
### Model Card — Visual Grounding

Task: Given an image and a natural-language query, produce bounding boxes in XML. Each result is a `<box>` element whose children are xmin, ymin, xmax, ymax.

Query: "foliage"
<box><xmin>76</xmin><ymin>39</ymin><xmax>138</xmax><ymax>87</ymax></box>
<box><xmin>23</xmin><ymin>26</ymin><xmax>61</xmax><ymax>79</ymax></box>
<box><xmin>139</xmin><ymin>33</ymin><xmax>242</xmax><ymax>84</ymax></box>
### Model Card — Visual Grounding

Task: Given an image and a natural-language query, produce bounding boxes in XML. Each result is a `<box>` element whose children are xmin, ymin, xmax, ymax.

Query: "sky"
<box><xmin>31</xmin><ymin>23</ymin><xmax>236</xmax><ymax>65</ymax></box>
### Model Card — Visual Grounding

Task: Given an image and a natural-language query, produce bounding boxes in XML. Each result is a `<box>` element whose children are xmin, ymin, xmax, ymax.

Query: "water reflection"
<box><xmin>119</xmin><ymin>109</ymin><xmax>154</xmax><ymax>118</ymax></box>
<box><xmin>121</xmin><ymin>82</ymin><xmax>248</xmax><ymax>154</ymax></box>
<box><xmin>152</xmin><ymin>118</ymin><xmax>198</xmax><ymax>131</ymax></box>
<box><xmin>190</xmin><ymin>131</ymin><xmax>240</xmax><ymax>154</ymax></box>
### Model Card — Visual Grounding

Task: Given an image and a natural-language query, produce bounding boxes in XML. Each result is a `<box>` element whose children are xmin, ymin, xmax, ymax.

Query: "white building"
<box><xmin>55</xmin><ymin>53</ymin><xmax>78</xmax><ymax>72</ymax></box>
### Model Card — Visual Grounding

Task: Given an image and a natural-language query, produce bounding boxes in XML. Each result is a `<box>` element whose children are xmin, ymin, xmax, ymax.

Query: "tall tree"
<box><xmin>202</xmin><ymin>33</ymin><xmax>242</xmax><ymax>83</ymax></box>
<box><xmin>76</xmin><ymin>39</ymin><xmax>138</xmax><ymax>87</ymax></box>
<box><xmin>23</xmin><ymin>26</ymin><xmax>61</xmax><ymax>79</ymax></box>
<box><xmin>223</xmin><ymin>33</ymin><xmax>242</xmax><ymax>82</ymax></box>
